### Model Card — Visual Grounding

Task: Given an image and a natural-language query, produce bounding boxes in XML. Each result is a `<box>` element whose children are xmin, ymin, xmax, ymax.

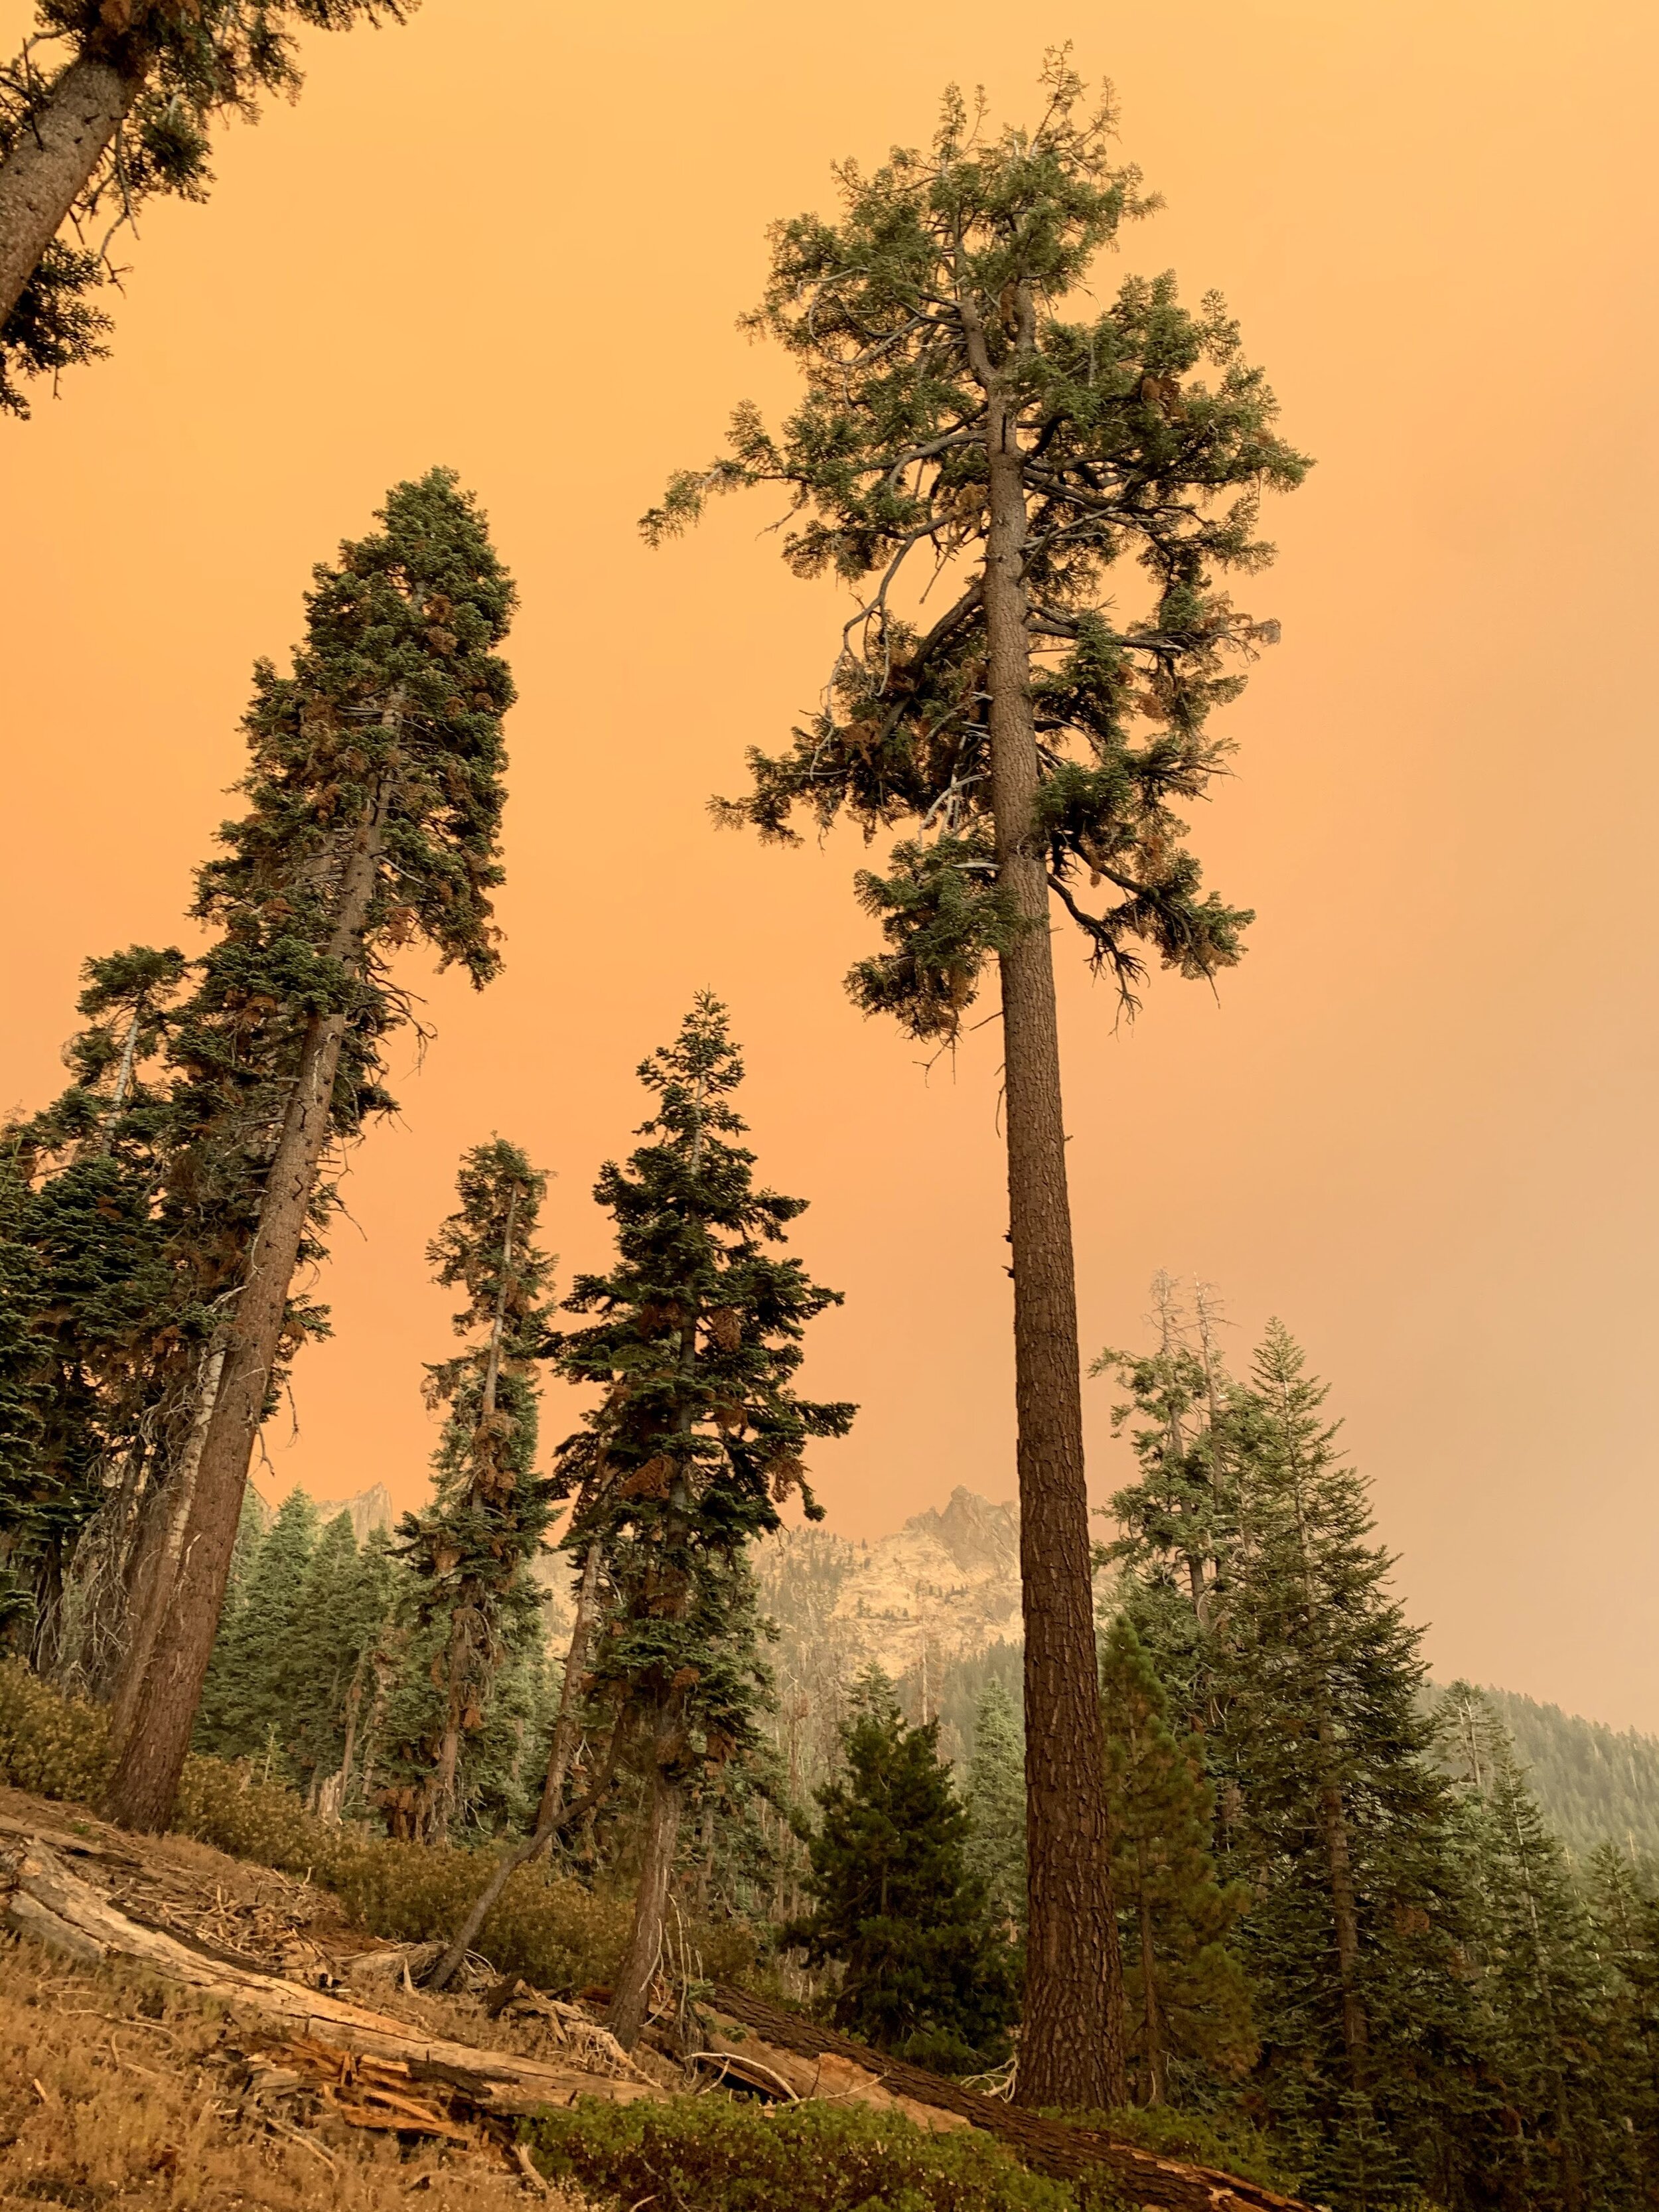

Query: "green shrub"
<box><xmin>1047</xmin><ymin>2103</ymin><xmax>1299</xmax><ymax>2196</ymax></box>
<box><xmin>522</xmin><ymin>2097</ymin><xmax>1081</xmax><ymax>2212</ymax></box>
<box><xmin>174</xmin><ymin>1755</ymin><xmax>631</xmax><ymax>1993</ymax></box>
<box><xmin>0</xmin><ymin>1660</ymin><xmax>627</xmax><ymax>1994</ymax></box>
<box><xmin>0</xmin><ymin>1658</ymin><xmax>111</xmax><ymax>1802</ymax></box>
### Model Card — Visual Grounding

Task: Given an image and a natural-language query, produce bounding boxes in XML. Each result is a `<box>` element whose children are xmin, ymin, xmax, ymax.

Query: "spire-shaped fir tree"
<box><xmin>1095</xmin><ymin>1272</ymin><xmax>1239</xmax><ymax>1734</ymax></box>
<box><xmin>1100</xmin><ymin>1614</ymin><xmax>1255</xmax><ymax>2107</ymax></box>
<box><xmin>1216</xmin><ymin>1325</ymin><xmax>1492</xmax><ymax>2211</ymax></box>
<box><xmin>390</xmin><ymin>1138</ymin><xmax>555</xmax><ymax>1845</ymax></box>
<box><xmin>192</xmin><ymin>1487</ymin><xmax>317</xmax><ymax>1771</ymax></box>
<box><xmin>108</xmin><ymin>469</ymin><xmax>519</xmax><ymax>1833</ymax></box>
<box><xmin>963</xmin><ymin>1675</ymin><xmax>1027</xmax><ymax>1939</ymax></box>
<box><xmin>1439</xmin><ymin>1680</ymin><xmax>1637</xmax><ymax>2212</ymax></box>
<box><xmin>0</xmin><ymin>946</ymin><xmax>189</xmax><ymax>1671</ymax></box>
<box><xmin>546</xmin><ymin>995</ymin><xmax>855</xmax><ymax>2048</ymax></box>
<box><xmin>1586</xmin><ymin>1842</ymin><xmax>1659</xmax><ymax>2195</ymax></box>
<box><xmin>788</xmin><ymin>1667</ymin><xmax>1019</xmax><ymax>2073</ymax></box>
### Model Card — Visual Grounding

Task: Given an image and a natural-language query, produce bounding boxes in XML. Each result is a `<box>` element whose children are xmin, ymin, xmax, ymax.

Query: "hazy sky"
<box><xmin>4</xmin><ymin>0</ymin><xmax>1656</xmax><ymax>1726</ymax></box>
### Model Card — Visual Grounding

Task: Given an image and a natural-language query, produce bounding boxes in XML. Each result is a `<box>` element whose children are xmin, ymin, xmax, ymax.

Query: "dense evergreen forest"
<box><xmin>2</xmin><ymin>44</ymin><xmax>1655</xmax><ymax>2212</ymax></box>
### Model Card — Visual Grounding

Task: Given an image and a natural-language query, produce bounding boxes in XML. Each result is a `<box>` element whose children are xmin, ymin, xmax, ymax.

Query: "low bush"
<box><xmin>0</xmin><ymin>1657</ymin><xmax>111</xmax><ymax>1802</ymax></box>
<box><xmin>522</xmin><ymin>2097</ymin><xmax>1085</xmax><ymax>2212</ymax></box>
<box><xmin>1048</xmin><ymin>2102</ymin><xmax>1299</xmax><ymax>2196</ymax></box>
<box><xmin>173</xmin><ymin>1757</ymin><xmax>632</xmax><ymax>1994</ymax></box>
<box><xmin>0</xmin><ymin>1659</ymin><xmax>628</xmax><ymax>1994</ymax></box>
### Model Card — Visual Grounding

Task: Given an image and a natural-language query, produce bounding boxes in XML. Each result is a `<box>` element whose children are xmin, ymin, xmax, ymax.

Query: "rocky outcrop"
<box><xmin>755</xmin><ymin>1486</ymin><xmax>1023</xmax><ymax>1684</ymax></box>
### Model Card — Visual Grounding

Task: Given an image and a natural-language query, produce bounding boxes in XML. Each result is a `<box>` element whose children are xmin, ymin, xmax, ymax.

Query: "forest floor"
<box><xmin>0</xmin><ymin>1783</ymin><xmax>1315</xmax><ymax>2212</ymax></box>
<box><xmin>0</xmin><ymin>1781</ymin><xmax>618</xmax><ymax>2211</ymax></box>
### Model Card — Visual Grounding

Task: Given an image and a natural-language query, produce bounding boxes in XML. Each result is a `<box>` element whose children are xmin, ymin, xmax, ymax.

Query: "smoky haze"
<box><xmin>1</xmin><ymin>0</ymin><xmax>1654</xmax><ymax>1727</ymax></box>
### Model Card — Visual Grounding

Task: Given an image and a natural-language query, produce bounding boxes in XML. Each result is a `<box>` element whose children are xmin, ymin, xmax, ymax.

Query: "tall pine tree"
<box><xmin>192</xmin><ymin>1487</ymin><xmax>317</xmax><ymax>1771</ymax></box>
<box><xmin>0</xmin><ymin>947</ymin><xmax>188</xmax><ymax>1671</ymax></box>
<box><xmin>643</xmin><ymin>62</ymin><xmax>1306</xmax><ymax>2107</ymax></box>
<box><xmin>108</xmin><ymin>469</ymin><xmax>518</xmax><ymax>1833</ymax></box>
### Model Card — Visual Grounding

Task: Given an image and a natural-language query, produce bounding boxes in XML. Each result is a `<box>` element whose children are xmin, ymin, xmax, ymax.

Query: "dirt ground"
<box><xmin>0</xmin><ymin>1783</ymin><xmax>609</xmax><ymax>2211</ymax></box>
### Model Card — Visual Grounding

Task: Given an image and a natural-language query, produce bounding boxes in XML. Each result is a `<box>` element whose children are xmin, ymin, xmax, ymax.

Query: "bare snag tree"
<box><xmin>644</xmin><ymin>58</ymin><xmax>1307</xmax><ymax>2108</ymax></box>
<box><xmin>104</xmin><ymin>468</ymin><xmax>518</xmax><ymax>1832</ymax></box>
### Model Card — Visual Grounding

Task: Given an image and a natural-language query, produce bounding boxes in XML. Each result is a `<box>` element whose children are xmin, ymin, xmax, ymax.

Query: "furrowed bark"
<box><xmin>978</xmin><ymin>347</ymin><xmax>1125</xmax><ymax>2111</ymax></box>
<box><xmin>607</xmin><ymin>1737</ymin><xmax>684</xmax><ymax>2050</ymax></box>
<box><xmin>0</xmin><ymin>56</ymin><xmax>140</xmax><ymax>328</ymax></box>
<box><xmin>107</xmin><ymin>1345</ymin><xmax>222</xmax><ymax>1757</ymax></box>
<box><xmin>104</xmin><ymin>786</ymin><xmax>392</xmax><ymax>1832</ymax></box>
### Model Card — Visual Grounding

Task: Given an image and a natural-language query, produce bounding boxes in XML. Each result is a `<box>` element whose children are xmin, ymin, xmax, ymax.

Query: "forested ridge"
<box><xmin>2</xmin><ymin>47</ymin><xmax>1654</xmax><ymax>2212</ymax></box>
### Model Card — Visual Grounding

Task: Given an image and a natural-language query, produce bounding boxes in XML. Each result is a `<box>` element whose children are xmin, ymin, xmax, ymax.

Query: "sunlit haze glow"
<box><xmin>3</xmin><ymin>0</ymin><xmax>1655</xmax><ymax>1725</ymax></box>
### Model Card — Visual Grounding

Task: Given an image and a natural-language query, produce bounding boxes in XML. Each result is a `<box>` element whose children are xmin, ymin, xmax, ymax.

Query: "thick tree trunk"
<box><xmin>607</xmin><ymin>1735</ymin><xmax>684</xmax><ymax>2050</ymax></box>
<box><xmin>104</xmin><ymin>791</ymin><xmax>390</xmax><ymax>1832</ymax></box>
<box><xmin>0</xmin><ymin>54</ymin><xmax>141</xmax><ymax>329</ymax></box>
<box><xmin>981</xmin><ymin>392</ymin><xmax>1124</xmax><ymax>2111</ymax></box>
<box><xmin>107</xmin><ymin>1345</ymin><xmax>222</xmax><ymax>1757</ymax></box>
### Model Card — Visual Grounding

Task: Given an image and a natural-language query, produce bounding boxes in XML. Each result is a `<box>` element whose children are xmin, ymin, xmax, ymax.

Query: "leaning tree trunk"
<box><xmin>607</xmin><ymin>1715</ymin><xmax>685</xmax><ymax>2051</ymax></box>
<box><xmin>106</xmin><ymin>1345</ymin><xmax>222</xmax><ymax>1756</ymax></box>
<box><xmin>982</xmin><ymin>384</ymin><xmax>1126</xmax><ymax>2112</ymax></box>
<box><xmin>0</xmin><ymin>56</ymin><xmax>141</xmax><ymax>328</ymax></box>
<box><xmin>428</xmin><ymin>1536</ymin><xmax>607</xmax><ymax>1990</ymax></box>
<box><xmin>104</xmin><ymin>789</ymin><xmax>390</xmax><ymax>1832</ymax></box>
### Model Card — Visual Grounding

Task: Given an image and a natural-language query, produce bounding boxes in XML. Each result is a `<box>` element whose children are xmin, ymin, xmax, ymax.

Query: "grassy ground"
<box><xmin>0</xmin><ymin>1939</ymin><xmax>596</xmax><ymax>2212</ymax></box>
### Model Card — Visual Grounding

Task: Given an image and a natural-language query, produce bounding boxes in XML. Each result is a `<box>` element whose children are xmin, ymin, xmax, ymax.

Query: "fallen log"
<box><xmin>0</xmin><ymin>1836</ymin><xmax>659</xmax><ymax>2118</ymax></box>
<box><xmin>707</xmin><ymin>1982</ymin><xmax>1324</xmax><ymax>2212</ymax></box>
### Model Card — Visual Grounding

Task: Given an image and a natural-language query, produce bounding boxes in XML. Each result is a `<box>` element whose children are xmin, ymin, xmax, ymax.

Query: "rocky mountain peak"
<box><xmin>902</xmin><ymin>1487</ymin><xmax>1019</xmax><ymax>1580</ymax></box>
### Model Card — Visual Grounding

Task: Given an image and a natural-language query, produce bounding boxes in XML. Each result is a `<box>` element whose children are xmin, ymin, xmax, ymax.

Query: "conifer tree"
<box><xmin>1217</xmin><ymin>1327</ymin><xmax>1490</xmax><ymax>2208</ymax></box>
<box><xmin>1441</xmin><ymin>1682</ymin><xmax>1634</xmax><ymax>2211</ymax></box>
<box><xmin>0</xmin><ymin>0</ymin><xmax>407</xmax><ymax>415</ymax></box>
<box><xmin>392</xmin><ymin>1138</ymin><xmax>555</xmax><ymax>1844</ymax></box>
<box><xmin>107</xmin><ymin>470</ymin><xmax>518</xmax><ymax>1832</ymax></box>
<box><xmin>963</xmin><ymin>1674</ymin><xmax>1026</xmax><ymax>1939</ymax></box>
<box><xmin>1099</xmin><ymin>1615</ymin><xmax>1254</xmax><ymax>2106</ymax></box>
<box><xmin>0</xmin><ymin>946</ymin><xmax>189</xmax><ymax>1670</ymax></box>
<box><xmin>286</xmin><ymin>1507</ymin><xmax>368</xmax><ymax>1803</ymax></box>
<box><xmin>1095</xmin><ymin>1274</ymin><xmax>1238</xmax><ymax>1735</ymax></box>
<box><xmin>788</xmin><ymin>1668</ymin><xmax>1018</xmax><ymax>2072</ymax></box>
<box><xmin>643</xmin><ymin>61</ymin><xmax>1306</xmax><ymax>2107</ymax></box>
<box><xmin>1587</xmin><ymin>1843</ymin><xmax>1659</xmax><ymax>2196</ymax></box>
<box><xmin>329</xmin><ymin>1524</ymin><xmax>402</xmax><ymax>1818</ymax></box>
<box><xmin>192</xmin><ymin>1487</ymin><xmax>316</xmax><ymax>1769</ymax></box>
<box><xmin>543</xmin><ymin>995</ymin><xmax>853</xmax><ymax>2047</ymax></box>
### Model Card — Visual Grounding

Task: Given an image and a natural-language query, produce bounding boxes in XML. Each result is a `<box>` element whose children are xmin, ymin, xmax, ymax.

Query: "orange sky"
<box><xmin>4</xmin><ymin>0</ymin><xmax>1657</xmax><ymax>1728</ymax></box>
